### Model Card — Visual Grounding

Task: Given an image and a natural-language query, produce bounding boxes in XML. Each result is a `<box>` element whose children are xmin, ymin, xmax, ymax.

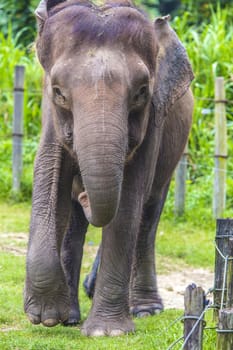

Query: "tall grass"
<box><xmin>0</xmin><ymin>29</ymin><xmax>42</xmax><ymax>199</ymax></box>
<box><xmin>174</xmin><ymin>6</ymin><xmax>233</xmax><ymax>159</ymax></box>
<box><xmin>169</xmin><ymin>6</ymin><xmax>233</xmax><ymax>215</ymax></box>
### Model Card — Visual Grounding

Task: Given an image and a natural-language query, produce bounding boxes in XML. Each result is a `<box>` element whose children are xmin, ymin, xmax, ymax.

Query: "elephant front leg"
<box><xmin>82</xmin><ymin>193</ymin><xmax>143</xmax><ymax>336</ymax></box>
<box><xmin>24</xmin><ymin>143</ymin><xmax>73</xmax><ymax>327</ymax></box>
<box><xmin>130</xmin><ymin>185</ymin><xmax>170</xmax><ymax>317</ymax></box>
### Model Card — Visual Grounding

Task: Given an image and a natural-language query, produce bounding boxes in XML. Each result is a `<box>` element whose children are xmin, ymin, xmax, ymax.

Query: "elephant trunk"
<box><xmin>74</xmin><ymin>108</ymin><xmax>127</xmax><ymax>227</ymax></box>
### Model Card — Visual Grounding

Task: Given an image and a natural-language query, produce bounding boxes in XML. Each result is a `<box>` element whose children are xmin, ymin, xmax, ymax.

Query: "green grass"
<box><xmin>0</xmin><ymin>200</ymin><xmax>218</xmax><ymax>269</ymax></box>
<box><xmin>0</xmin><ymin>201</ymin><xmax>31</xmax><ymax>233</ymax></box>
<box><xmin>0</xmin><ymin>201</ymin><xmax>218</xmax><ymax>349</ymax></box>
<box><xmin>0</xmin><ymin>311</ymin><xmax>185</xmax><ymax>350</ymax></box>
<box><xmin>157</xmin><ymin>218</ymin><xmax>216</xmax><ymax>269</ymax></box>
<box><xmin>1</xmin><ymin>253</ymin><xmax>215</xmax><ymax>350</ymax></box>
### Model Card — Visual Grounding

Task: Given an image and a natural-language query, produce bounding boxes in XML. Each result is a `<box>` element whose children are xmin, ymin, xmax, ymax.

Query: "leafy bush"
<box><xmin>178</xmin><ymin>0</ymin><xmax>232</xmax><ymax>24</ymax></box>
<box><xmin>167</xmin><ymin>6</ymin><xmax>233</xmax><ymax>216</ymax></box>
<box><xmin>0</xmin><ymin>0</ymin><xmax>37</xmax><ymax>47</ymax></box>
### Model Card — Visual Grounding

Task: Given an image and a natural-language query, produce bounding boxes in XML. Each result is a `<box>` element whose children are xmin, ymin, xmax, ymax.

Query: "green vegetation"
<box><xmin>1</xmin><ymin>1</ymin><xmax>232</xmax><ymax>46</ymax></box>
<box><xmin>0</xmin><ymin>0</ymin><xmax>38</xmax><ymax>47</ymax></box>
<box><xmin>0</xmin><ymin>30</ymin><xmax>42</xmax><ymax>200</ymax></box>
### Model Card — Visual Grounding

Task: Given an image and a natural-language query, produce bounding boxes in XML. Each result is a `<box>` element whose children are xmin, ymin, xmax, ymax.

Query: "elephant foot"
<box><xmin>24</xmin><ymin>283</ymin><xmax>70</xmax><ymax>327</ymax></box>
<box><xmin>24</xmin><ymin>256</ymin><xmax>70</xmax><ymax>327</ymax></box>
<box><xmin>130</xmin><ymin>291</ymin><xmax>164</xmax><ymax>317</ymax></box>
<box><xmin>130</xmin><ymin>302</ymin><xmax>164</xmax><ymax>318</ymax></box>
<box><xmin>62</xmin><ymin>306</ymin><xmax>80</xmax><ymax>326</ymax></box>
<box><xmin>81</xmin><ymin>315</ymin><xmax>135</xmax><ymax>336</ymax></box>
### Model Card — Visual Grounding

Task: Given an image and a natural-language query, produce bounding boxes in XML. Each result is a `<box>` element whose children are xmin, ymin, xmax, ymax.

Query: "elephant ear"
<box><xmin>152</xmin><ymin>16</ymin><xmax>194</xmax><ymax>126</ymax></box>
<box><xmin>35</xmin><ymin>0</ymin><xmax>66</xmax><ymax>34</ymax></box>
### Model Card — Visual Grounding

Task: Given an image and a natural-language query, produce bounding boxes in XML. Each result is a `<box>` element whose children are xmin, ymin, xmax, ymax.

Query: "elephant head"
<box><xmin>35</xmin><ymin>0</ymin><xmax>193</xmax><ymax>227</ymax></box>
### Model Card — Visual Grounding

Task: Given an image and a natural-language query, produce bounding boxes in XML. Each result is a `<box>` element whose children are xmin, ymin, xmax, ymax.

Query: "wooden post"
<box><xmin>217</xmin><ymin>309</ymin><xmax>233</xmax><ymax>350</ymax></box>
<box><xmin>216</xmin><ymin>222</ymin><xmax>233</xmax><ymax>349</ymax></box>
<box><xmin>213</xmin><ymin>77</ymin><xmax>227</xmax><ymax>219</ymax></box>
<box><xmin>12</xmin><ymin>65</ymin><xmax>25</xmax><ymax>193</ymax></box>
<box><xmin>174</xmin><ymin>143</ymin><xmax>188</xmax><ymax>216</ymax></box>
<box><xmin>226</xmin><ymin>237</ymin><xmax>233</xmax><ymax>308</ymax></box>
<box><xmin>214</xmin><ymin>219</ymin><xmax>233</xmax><ymax>319</ymax></box>
<box><xmin>183</xmin><ymin>284</ymin><xmax>205</xmax><ymax>350</ymax></box>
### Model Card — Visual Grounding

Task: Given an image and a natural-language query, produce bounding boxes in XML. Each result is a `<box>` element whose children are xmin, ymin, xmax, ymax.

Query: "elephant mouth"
<box><xmin>78</xmin><ymin>186</ymin><xmax>120</xmax><ymax>227</ymax></box>
<box><xmin>78</xmin><ymin>191</ymin><xmax>92</xmax><ymax>223</ymax></box>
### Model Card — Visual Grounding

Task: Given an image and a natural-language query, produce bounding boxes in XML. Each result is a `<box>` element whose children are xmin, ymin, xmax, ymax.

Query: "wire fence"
<box><xmin>157</xmin><ymin>220</ymin><xmax>233</xmax><ymax>350</ymax></box>
<box><xmin>163</xmin><ymin>295</ymin><xmax>213</xmax><ymax>349</ymax></box>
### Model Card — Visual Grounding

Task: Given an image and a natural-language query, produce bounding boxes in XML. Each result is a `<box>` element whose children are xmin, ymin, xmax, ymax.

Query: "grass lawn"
<box><xmin>0</xmin><ymin>201</ymin><xmax>218</xmax><ymax>349</ymax></box>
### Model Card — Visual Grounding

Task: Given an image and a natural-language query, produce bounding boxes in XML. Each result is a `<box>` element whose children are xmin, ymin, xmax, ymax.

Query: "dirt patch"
<box><xmin>0</xmin><ymin>232</ymin><xmax>27</xmax><ymax>256</ymax></box>
<box><xmin>158</xmin><ymin>268</ymin><xmax>214</xmax><ymax>309</ymax></box>
<box><xmin>0</xmin><ymin>326</ymin><xmax>21</xmax><ymax>332</ymax></box>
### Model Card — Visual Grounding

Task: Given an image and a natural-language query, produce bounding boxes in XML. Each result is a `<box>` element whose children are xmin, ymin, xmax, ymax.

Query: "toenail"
<box><xmin>43</xmin><ymin>318</ymin><xmax>59</xmax><ymax>327</ymax></box>
<box><xmin>91</xmin><ymin>329</ymin><xmax>106</xmax><ymax>336</ymax></box>
<box><xmin>109</xmin><ymin>329</ymin><xmax>124</xmax><ymax>336</ymax></box>
<box><xmin>27</xmin><ymin>313</ymin><xmax>41</xmax><ymax>325</ymax></box>
<box><xmin>137</xmin><ymin>311</ymin><xmax>151</xmax><ymax>318</ymax></box>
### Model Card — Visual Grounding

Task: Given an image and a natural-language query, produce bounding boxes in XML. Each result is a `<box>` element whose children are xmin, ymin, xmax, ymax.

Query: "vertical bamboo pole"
<box><xmin>12</xmin><ymin>65</ymin><xmax>25</xmax><ymax>193</ymax></box>
<box><xmin>213</xmin><ymin>77</ymin><xmax>227</xmax><ymax>219</ymax></box>
<box><xmin>174</xmin><ymin>143</ymin><xmax>188</xmax><ymax>216</ymax></box>
<box><xmin>183</xmin><ymin>284</ymin><xmax>205</xmax><ymax>350</ymax></box>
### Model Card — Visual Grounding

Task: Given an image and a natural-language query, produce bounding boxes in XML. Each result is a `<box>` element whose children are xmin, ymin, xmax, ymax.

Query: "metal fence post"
<box><xmin>12</xmin><ymin>65</ymin><xmax>25</xmax><ymax>193</ymax></box>
<box><xmin>174</xmin><ymin>143</ymin><xmax>188</xmax><ymax>216</ymax></box>
<box><xmin>213</xmin><ymin>77</ymin><xmax>227</xmax><ymax>219</ymax></box>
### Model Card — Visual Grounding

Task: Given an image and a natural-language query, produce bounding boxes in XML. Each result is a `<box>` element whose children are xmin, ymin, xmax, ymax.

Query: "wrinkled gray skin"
<box><xmin>24</xmin><ymin>0</ymin><xmax>194</xmax><ymax>336</ymax></box>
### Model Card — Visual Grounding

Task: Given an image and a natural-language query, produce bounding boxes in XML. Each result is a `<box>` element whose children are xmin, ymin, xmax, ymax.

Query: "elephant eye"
<box><xmin>54</xmin><ymin>87</ymin><xmax>63</xmax><ymax>97</ymax></box>
<box><xmin>138</xmin><ymin>86</ymin><xmax>148</xmax><ymax>96</ymax></box>
<box><xmin>133</xmin><ymin>85</ymin><xmax>149</xmax><ymax>106</ymax></box>
<box><xmin>52</xmin><ymin>85</ymin><xmax>68</xmax><ymax>108</ymax></box>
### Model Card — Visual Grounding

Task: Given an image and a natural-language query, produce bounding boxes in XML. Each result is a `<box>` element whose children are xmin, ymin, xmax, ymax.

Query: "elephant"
<box><xmin>24</xmin><ymin>0</ymin><xmax>194</xmax><ymax>336</ymax></box>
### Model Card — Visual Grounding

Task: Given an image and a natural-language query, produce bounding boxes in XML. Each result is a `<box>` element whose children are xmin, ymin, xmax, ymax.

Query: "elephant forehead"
<box><xmin>51</xmin><ymin>49</ymin><xmax>149</xmax><ymax>89</ymax></box>
<box><xmin>39</xmin><ymin>3</ymin><xmax>158</xmax><ymax>73</ymax></box>
<box><xmin>80</xmin><ymin>49</ymin><xmax>130</xmax><ymax>84</ymax></box>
